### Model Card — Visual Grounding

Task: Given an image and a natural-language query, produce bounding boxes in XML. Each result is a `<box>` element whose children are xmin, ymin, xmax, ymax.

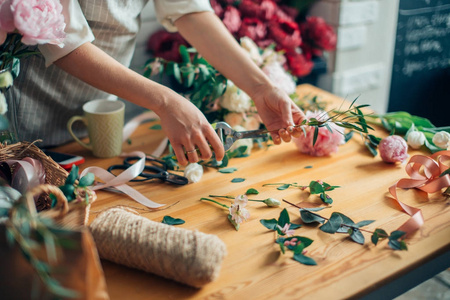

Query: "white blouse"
<box><xmin>14</xmin><ymin>0</ymin><xmax>212</xmax><ymax>147</ymax></box>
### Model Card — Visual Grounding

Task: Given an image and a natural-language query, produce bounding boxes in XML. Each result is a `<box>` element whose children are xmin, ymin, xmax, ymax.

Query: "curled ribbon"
<box><xmin>389</xmin><ymin>150</ymin><xmax>450</xmax><ymax>237</ymax></box>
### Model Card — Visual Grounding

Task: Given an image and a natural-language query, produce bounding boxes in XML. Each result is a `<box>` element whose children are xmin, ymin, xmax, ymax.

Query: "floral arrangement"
<box><xmin>0</xmin><ymin>0</ymin><xmax>66</xmax><ymax>142</ymax></box>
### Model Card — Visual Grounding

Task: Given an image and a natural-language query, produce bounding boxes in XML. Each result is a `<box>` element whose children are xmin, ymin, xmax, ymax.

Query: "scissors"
<box><xmin>107</xmin><ymin>156</ymin><xmax>188</xmax><ymax>185</ymax></box>
<box><xmin>215</xmin><ymin>122</ymin><xmax>269</xmax><ymax>151</ymax></box>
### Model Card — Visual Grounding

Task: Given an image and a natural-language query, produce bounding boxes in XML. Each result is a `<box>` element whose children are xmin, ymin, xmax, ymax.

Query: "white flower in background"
<box><xmin>262</xmin><ymin>62</ymin><xmax>297</xmax><ymax>95</ymax></box>
<box><xmin>406</xmin><ymin>131</ymin><xmax>426</xmax><ymax>149</ymax></box>
<box><xmin>0</xmin><ymin>93</ymin><xmax>7</xmax><ymax>115</ymax></box>
<box><xmin>224</xmin><ymin>112</ymin><xmax>245</xmax><ymax>128</ymax></box>
<box><xmin>240</xmin><ymin>37</ymin><xmax>263</xmax><ymax>66</ymax></box>
<box><xmin>0</xmin><ymin>70</ymin><xmax>13</xmax><ymax>89</ymax></box>
<box><xmin>234</xmin><ymin>194</ymin><xmax>248</xmax><ymax>207</ymax></box>
<box><xmin>432</xmin><ymin>131</ymin><xmax>450</xmax><ymax>149</ymax></box>
<box><xmin>229</xmin><ymin>125</ymin><xmax>253</xmax><ymax>154</ymax></box>
<box><xmin>219</xmin><ymin>81</ymin><xmax>251</xmax><ymax>113</ymax></box>
<box><xmin>184</xmin><ymin>163</ymin><xmax>203</xmax><ymax>183</ymax></box>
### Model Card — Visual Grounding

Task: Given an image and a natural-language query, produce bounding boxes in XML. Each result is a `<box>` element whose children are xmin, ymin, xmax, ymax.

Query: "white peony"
<box><xmin>0</xmin><ymin>93</ymin><xmax>7</xmax><ymax>115</ymax></box>
<box><xmin>407</xmin><ymin>131</ymin><xmax>426</xmax><ymax>149</ymax></box>
<box><xmin>219</xmin><ymin>81</ymin><xmax>251</xmax><ymax>113</ymax></box>
<box><xmin>262</xmin><ymin>62</ymin><xmax>297</xmax><ymax>95</ymax></box>
<box><xmin>183</xmin><ymin>163</ymin><xmax>203</xmax><ymax>183</ymax></box>
<box><xmin>432</xmin><ymin>131</ymin><xmax>450</xmax><ymax>149</ymax></box>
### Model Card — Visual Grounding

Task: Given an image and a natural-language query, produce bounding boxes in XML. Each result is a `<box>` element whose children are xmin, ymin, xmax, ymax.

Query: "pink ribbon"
<box><xmin>389</xmin><ymin>150</ymin><xmax>450</xmax><ymax>236</ymax></box>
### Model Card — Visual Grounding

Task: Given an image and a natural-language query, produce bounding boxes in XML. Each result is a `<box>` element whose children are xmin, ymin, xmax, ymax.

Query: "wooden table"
<box><xmin>55</xmin><ymin>84</ymin><xmax>450</xmax><ymax>299</ymax></box>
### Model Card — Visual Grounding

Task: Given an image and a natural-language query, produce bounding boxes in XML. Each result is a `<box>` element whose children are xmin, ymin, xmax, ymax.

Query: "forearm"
<box><xmin>174</xmin><ymin>11</ymin><xmax>273</xmax><ymax>100</ymax></box>
<box><xmin>53</xmin><ymin>42</ymin><xmax>175</xmax><ymax>115</ymax></box>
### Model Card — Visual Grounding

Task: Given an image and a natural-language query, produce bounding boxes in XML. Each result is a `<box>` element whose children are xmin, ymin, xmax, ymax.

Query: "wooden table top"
<box><xmin>55</xmin><ymin>84</ymin><xmax>450</xmax><ymax>300</ymax></box>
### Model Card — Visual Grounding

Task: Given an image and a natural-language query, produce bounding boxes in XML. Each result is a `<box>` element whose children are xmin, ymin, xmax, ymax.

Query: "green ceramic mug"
<box><xmin>67</xmin><ymin>99</ymin><xmax>125</xmax><ymax>158</ymax></box>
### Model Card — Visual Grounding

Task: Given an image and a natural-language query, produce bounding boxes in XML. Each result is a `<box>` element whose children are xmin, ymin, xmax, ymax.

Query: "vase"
<box><xmin>0</xmin><ymin>68</ymin><xmax>19</xmax><ymax>144</ymax></box>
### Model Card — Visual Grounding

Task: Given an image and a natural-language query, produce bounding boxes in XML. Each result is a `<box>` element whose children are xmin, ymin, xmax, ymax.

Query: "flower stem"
<box><xmin>200</xmin><ymin>197</ymin><xmax>229</xmax><ymax>209</ymax></box>
<box><xmin>208</xmin><ymin>195</ymin><xmax>234</xmax><ymax>199</ymax></box>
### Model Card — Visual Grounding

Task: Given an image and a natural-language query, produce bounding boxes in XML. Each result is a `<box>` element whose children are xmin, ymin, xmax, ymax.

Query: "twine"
<box><xmin>89</xmin><ymin>207</ymin><xmax>227</xmax><ymax>288</ymax></box>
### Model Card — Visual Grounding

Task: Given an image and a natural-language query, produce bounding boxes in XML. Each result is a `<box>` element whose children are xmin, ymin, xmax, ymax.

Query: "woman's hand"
<box><xmin>157</xmin><ymin>91</ymin><xmax>225</xmax><ymax>166</ymax></box>
<box><xmin>250</xmin><ymin>84</ymin><xmax>305</xmax><ymax>144</ymax></box>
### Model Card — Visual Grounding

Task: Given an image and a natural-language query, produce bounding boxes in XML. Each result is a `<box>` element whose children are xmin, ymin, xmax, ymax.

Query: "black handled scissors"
<box><xmin>107</xmin><ymin>156</ymin><xmax>188</xmax><ymax>185</ymax></box>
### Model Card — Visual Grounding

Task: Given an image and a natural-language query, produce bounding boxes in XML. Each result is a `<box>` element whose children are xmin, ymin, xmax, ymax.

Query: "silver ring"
<box><xmin>186</xmin><ymin>149</ymin><xmax>197</xmax><ymax>154</ymax></box>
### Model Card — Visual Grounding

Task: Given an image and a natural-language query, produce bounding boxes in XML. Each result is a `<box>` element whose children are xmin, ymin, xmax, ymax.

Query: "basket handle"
<box><xmin>28</xmin><ymin>184</ymin><xmax>69</xmax><ymax>217</ymax></box>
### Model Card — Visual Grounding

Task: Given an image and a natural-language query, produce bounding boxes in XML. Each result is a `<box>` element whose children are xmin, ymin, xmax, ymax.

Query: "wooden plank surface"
<box><xmin>55</xmin><ymin>84</ymin><xmax>450</xmax><ymax>299</ymax></box>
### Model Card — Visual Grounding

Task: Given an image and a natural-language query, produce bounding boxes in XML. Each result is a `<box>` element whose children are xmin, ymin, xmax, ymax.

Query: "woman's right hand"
<box><xmin>157</xmin><ymin>91</ymin><xmax>225</xmax><ymax>166</ymax></box>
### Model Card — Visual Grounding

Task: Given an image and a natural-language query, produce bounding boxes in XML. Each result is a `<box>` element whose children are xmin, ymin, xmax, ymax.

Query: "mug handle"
<box><xmin>67</xmin><ymin>115</ymin><xmax>92</xmax><ymax>151</ymax></box>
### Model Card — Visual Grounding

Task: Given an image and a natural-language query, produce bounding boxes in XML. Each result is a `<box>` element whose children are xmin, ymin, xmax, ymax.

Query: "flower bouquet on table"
<box><xmin>0</xmin><ymin>0</ymin><xmax>66</xmax><ymax>143</ymax></box>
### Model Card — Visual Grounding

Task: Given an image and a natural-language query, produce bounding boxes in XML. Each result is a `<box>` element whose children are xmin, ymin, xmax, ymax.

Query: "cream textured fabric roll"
<box><xmin>89</xmin><ymin>207</ymin><xmax>227</xmax><ymax>287</ymax></box>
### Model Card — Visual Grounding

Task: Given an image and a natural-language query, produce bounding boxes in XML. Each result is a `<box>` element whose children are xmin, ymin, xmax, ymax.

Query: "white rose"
<box><xmin>0</xmin><ymin>70</ymin><xmax>13</xmax><ymax>89</ymax></box>
<box><xmin>184</xmin><ymin>163</ymin><xmax>203</xmax><ymax>183</ymax></box>
<box><xmin>407</xmin><ymin>131</ymin><xmax>426</xmax><ymax>149</ymax></box>
<box><xmin>432</xmin><ymin>131</ymin><xmax>450</xmax><ymax>149</ymax></box>
<box><xmin>219</xmin><ymin>81</ymin><xmax>251</xmax><ymax>113</ymax></box>
<box><xmin>0</xmin><ymin>93</ymin><xmax>7</xmax><ymax>115</ymax></box>
<box><xmin>240</xmin><ymin>37</ymin><xmax>263</xmax><ymax>66</ymax></box>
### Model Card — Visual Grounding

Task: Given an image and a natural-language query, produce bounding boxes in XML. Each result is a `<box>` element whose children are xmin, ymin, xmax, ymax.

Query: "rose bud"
<box><xmin>184</xmin><ymin>163</ymin><xmax>203</xmax><ymax>183</ymax></box>
<box><xmin>379</xmin><ymin>135</ymin><xmax>409</xmax><ymax>163</ymax></box>
<box><xmin>406</xmin><ymin>131</ymin><xmax>426</xmax><ymax>149</ymax></box>
<box><xmin>263</xmin><ymin>198</ymin><xmax>281</xmax><ymax>207</ymax></box>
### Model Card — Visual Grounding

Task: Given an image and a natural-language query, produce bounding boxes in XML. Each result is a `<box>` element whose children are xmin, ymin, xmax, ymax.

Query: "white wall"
<box><xmin>310</xmin><ymin>0</ymin><xmax>399</xmax><ymax>114</ymax></box>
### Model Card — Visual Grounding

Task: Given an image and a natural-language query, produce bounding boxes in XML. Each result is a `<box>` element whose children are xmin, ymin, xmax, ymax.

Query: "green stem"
<box><xmin>208</xmin><ymin>195</ymin><xmax>234</xmax><ymax>199</ymax></box>
<box><xmin>200</xmin><ymin>197</ymin><xmax>229</xmax><ymax>209</ymax></box>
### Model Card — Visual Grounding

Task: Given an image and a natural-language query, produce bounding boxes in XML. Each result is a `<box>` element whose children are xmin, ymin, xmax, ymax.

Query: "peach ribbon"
<box><xmin>389</xmin><ymin>150</ymin><xmax>450</xmax><ymax>236</ymax></box>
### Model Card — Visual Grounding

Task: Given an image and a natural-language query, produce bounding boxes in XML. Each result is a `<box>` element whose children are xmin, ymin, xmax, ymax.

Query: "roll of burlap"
<box><xmin>89</xmin><ymin>207</ymin><xmax>227</xmax><ymax>287</ymax></box>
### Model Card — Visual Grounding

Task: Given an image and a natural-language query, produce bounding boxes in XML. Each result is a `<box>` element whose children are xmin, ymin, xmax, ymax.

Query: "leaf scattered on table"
<box><xmin>231</xmin><ymin>178</ymin><xmax>245</xmax><ymax>183</ymax></box>
<box><xmin>162</xmin><ymin>215</ymin><xmax>185</xmax><ymax>225</ymax></box>
<box><xmin>219</xmin><ymin>167</ymin><xmax>238</xmax><ymax>174</ymax></box>
<box><xmin>246</xmin><ymin>188</ymin><xmax>259</xmax><ymax>195</ymax></box>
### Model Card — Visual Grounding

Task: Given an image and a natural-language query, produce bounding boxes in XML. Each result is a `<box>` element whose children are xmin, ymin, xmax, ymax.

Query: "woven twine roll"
<box><xmin>89</xmin><ymin>207</ymin><xmax>227</xmax><ymax>288</ymax></box>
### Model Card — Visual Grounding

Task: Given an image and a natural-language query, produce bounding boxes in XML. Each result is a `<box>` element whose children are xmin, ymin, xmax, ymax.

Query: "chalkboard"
<box><xmin>388</xmin><ymin>0</ymin><xmax>450</xmax><ymax>127</ymax></box>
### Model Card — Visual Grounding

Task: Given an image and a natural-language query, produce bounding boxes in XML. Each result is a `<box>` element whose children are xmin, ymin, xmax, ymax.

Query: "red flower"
<box><xmin>147</xmin><ymin>30</ymin><xmax>189</xmax><ymax>62</ymax></box>
<box><xmin>285</xmin><ymin>50</ymin><xmax>314</xmax><ymax>77</ymax></box>
<box><xmin>210</xmin><ymin>0</ymin><xmax>224</xmax><ymax>18</ymax></box>
<box><xmin>222</xmin><ymin>6</ymin><xmax>242</xmax><ymax>34</ymax></box>
<box><xmin>300</xmin><ymin>16</ymin><xmax>337</xmax><ymax>51</ymax></box>
<box><xmin>268</xmin><ymin>19</ymin><xmax>301</xmax><ymax>50</ymax></box>
<box><xmin>238</xmin><ymin>17</ymin><xmax>267</xmax><ymax>42</ymax></box>
<box><xmin>239</xmin><ymin>0</ymin><xmax>277</xmax><ymax>21</ymax></box>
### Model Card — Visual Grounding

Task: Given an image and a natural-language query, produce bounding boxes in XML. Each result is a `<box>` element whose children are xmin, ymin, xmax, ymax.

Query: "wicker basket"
<box><xmin>0</xmin><ymin>141</ymin><xmax>94</xmax><ymax>227</ymax></box>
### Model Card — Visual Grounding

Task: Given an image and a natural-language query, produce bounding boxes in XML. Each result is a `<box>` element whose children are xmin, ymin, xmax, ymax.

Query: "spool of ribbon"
<box><xmin>389</xmin><ymin>150</ymin><xmax>450</xmax><ymax>237</ymax></box>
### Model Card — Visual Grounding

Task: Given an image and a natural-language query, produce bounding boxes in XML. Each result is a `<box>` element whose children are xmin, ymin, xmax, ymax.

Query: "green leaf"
<box><xmin>173</xmin><ymin>63</ymin><xmax>182</xmax><ymax>84</ymax></box>
<box><xmin>245</xmin><ymin>188</ymin><xmax>259</xmax><ymax>195</ymax></box>
<box><xmin>260</xmin><ymin>218</ymin><xmax>278</xmax><ymax>230</ymax></box>
<box><xmin>65</xmin><ymin>165</ymin><xmax>79</xmax><ymax>185</ymax></box>
<box><xmin>300</xmin><ymin>209</ymin><xmax>326</xmax><ymax>224</ymax></box>
<box><xmin>365</xmin><ymin>141</ymin><xmax>378</xmax><ymax>156</ymax></box>
<box><xmin>293</xmin><ymin>253</ymin><xmax>317</xmax><ymax>265</ymax></box>
<box><xmin>309</xmin><ymin>181</ymin><xmax>324</xmax><ymax>194</ymax></box>
<box><xmin>389</xmin><ymin>230</ymin><xmax>406</xmax><ymax>240</ymax></box>
<box><xmin>231</xmin><ymin>178</ymin><xmax>245</xmax><ymax>183</ymax></box>
<box><xmin>218</xmin><ymin>167</ymin><xmax>237</xmax><ymax>174</ymax></box>
<box><xmin>355</xmin><ymin>220</ymin><xmax>375</xmax><ymax>228</ymax></box>
<box><xmin>289</xmin><ymin>223</ymin><xmax>302</xmax><ymax>230</ymax></box>
<box><xmin>319</xmin><ymin>193</ymin><xmax>333</xmax><ymax>204</ymax></box>
<box><xmin>304</xmin><ymin>165</ymin><xmax>313</xmax><ymax>169</ymax></box>
<box><xmin>78</xmin><ymin>173</ymin><xmax>94</xmax><ymax>187</ymax></box>
<box><xmin>349</xmin><ymin>228</ymin><xmax>365</xmax><ymax>244</ymax></box>
<box><xmin>277</xmin><ymin>184</ymin><xmax>291</xmax><ymax>190</ymax></box>
<box><xmin>150</xmin><ymin>124</ymin><xmax>162</xmax><ymax>130</ymax></box>
<box><xmin>179</xmin><ymin>45</ymin><xmax>190</xmax><ymax>63</ymax></box>
<box><xmin>228</xmin><ymin>214</ymin><xmax>240</xmax><ymax>231</ymax></box>
<box><xmin>319</xmin><ymin>213</ymin><xmax>343</xmax><ymax>234</ymax></box>
<box><xmin>162</xmin><ymin>215</ymin><xmax>185</xmax><ymax>225</ymax></box>
<box><xmin>59</xmin><ymin>184</ymin><xmax>75</xmax><ymax>198</ymax></box>
<box><xmin>371</xmin><ymin>231</ymin><xmax>379</xmax><ymax>245</ymax></box>
<box><xmin>312</xmin><ymin>126</ymin><xmax>319</xmax><ymax>146</ymax></box>
<box><xmin>277</xmin><ymin>208</ymin><xmax>290</xmax><ymax>227</ymax></box>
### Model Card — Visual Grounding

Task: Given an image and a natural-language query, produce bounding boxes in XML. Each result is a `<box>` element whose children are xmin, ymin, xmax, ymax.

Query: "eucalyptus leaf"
<box><xmin>319</xmin><ymin>213</ymin><xmax>343</xmax><ymax>234</ymax></box>
<box><xmin>231</xmin><ymin>178</ymin><xmax>245</xmax><ymax>183</ymax></box>
<box><xmin>260</xmin><ymin>218</ymin><xmax>278</xmax><ymax>230</ymax></box>
<box><xmin>277</xmin><ymin>184</ymin><xmax>291</xmax><ymax>190</ymax></box>
<box><xmin>277</xmin><ymin>208</ymin><xmax>290</xmax><ymax>227</ymax></box>
<box><xmin>300</xmin><ymin>209</ymin><xmax>326</xmax><ymax>224</ymax></box>
<box><xmin>355</xmin><ymin>220</ymin><xmax>375</xmax><ymax>228</ymax></box>
<box><xmin>389</xmin><ymin>230</ymin><xmax>406</xmax><ymax>240</ymax></box>
<box><xmin>289</xmin><ymin>223</ymin><xmax>302</xmax><ymax>230</ymax></box>
<box><xmin>78</xmin><ymin>173</ymin><xmax>94</xmax><ymax>187</ymax></box>
<box><xmin>65</xmin><ymin>165</ymin><xmax>79</xmax><ymax>185</ymax></box>
<box><xmin>162</xmin><ymin>215</ymin><xmax>185</xmax><ymax>226</ymax></box>
<box><xmin>349</xmin><ymin>228</ymin><xmax>365</xmax><ymax>244</ymax></box>
<box><xmin>218</xmin><ymin>167</ymin><xmax>237</xmax><ymax>174</ymax></box>
<box><xmin>246</xmin><ymin>188</ymin><xmax>259</xmax><ymax>195</ymax></box>
<box><xmin>293</xmin><ymin>253</ymin><xmax>317</xmax><ymax>265</ymax></box>
<box><xmin>309</xmin><ymin>181</ymin><xmax>324</xmax><ymax>194</ymax></box>
<box><xmin>150</xmin><ymin>124</ymin><xmax>162</xmax><ymax>130</ymax></box>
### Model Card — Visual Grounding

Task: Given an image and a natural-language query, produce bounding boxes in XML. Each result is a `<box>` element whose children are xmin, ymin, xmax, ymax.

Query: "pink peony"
<box><xmin>222</xmin><ymin>6</ymin><xmax>241</xmax><ymax>34</ymax></box>
<box><xmin>11</xmin><ymin>0</ymin><xmax>66</xmax><ymax>47</ymax></box>
<box><xmin>238</xmin><ymin>17</ymin><xmax>267</xmax><ymax>42</ymax></box>
<box><xmin>293</xmin><ymin>111</ymin><xmax>345</xmax><ymax>157</ymax></box>
<box><xmin>268</xmin><ymin>19</ymin><xmax>301</xmax><ymax>50</ymax></box>
<box><xmin>378</xmin><ymin>135</ymin><xmax>409</xmax><ymax>163</ymax></box>
<box><xmin>285</xmin><ymin>50</ymin><xmax>314</xmax><ymax>77</ymax></box>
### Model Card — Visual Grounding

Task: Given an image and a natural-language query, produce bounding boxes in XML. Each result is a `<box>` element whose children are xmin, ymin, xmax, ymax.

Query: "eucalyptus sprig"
<box><xmin>260</xmin><ymin>208</ymin><xmax>316</xmax><ymax>265</ymax></box>
<box><xmin>51</xmin><ymin>165</ymin><xmax>95</xmax><ymax>207</ymax></box>
<box><xmin>4</xmin><ymin>193</ymin><xmax>79</xmax><ymax>298</ymax></box>
<box><xmin>284</xmin><ymin>199</ymin><xmax>408</xmax><ymax>250</ymax></box>
<box><xmin>263</xmin><ymin>180</ymin><xmax>339</xmax><ymax>204</ymax></box>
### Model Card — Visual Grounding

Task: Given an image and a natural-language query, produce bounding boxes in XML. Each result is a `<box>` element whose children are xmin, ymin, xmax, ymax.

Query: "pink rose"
<box><xmin>239</xmin><ymin>0</ymin><xmax>277</xmax><ymax>21</ymax></box>
<box><xmin>0</xmin><ymin>0</ymin><xmax>15</xmax><ymax>34</ymax></box>
<box><xmin>268</xmin><ymin>19</ymin><xmax>301</xmax><ymax>50</ymax></box>
<box><xmin>293</xmin><ymin>111</ymin><xmax>345</xmax><ymax>157</ymax></box>
<box><xmin>210</xmin><ymin>0</ymin><xmax>224</xmax><ymax>18</ymax></box>
<box><xmin>300</xmin><ymin>16</ymin><xmax>337</xmax><ymax>51</ymax></box>
<box><xmin>285</xmin><ymin>50</ymin><xmax>314</xmax><ymax>77</ymax></box>
<box><xmin>11</xmin><ymin>0</ymin><xmax>66</xmax><ymax>46</ymax></box>
<box><xmin>238</xmin><ymin>17</ymin><xmax>267</xmax><ymax>42</ymax></box>
<box><xmin>222</xmin><ymin>6</ymin><xmax>241</xmax><ymax>34</ymax></box>
<box><xmin>378</xmin><ymin>135</ymin><xmax>409</xmax><ymax>163</ymax></box>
